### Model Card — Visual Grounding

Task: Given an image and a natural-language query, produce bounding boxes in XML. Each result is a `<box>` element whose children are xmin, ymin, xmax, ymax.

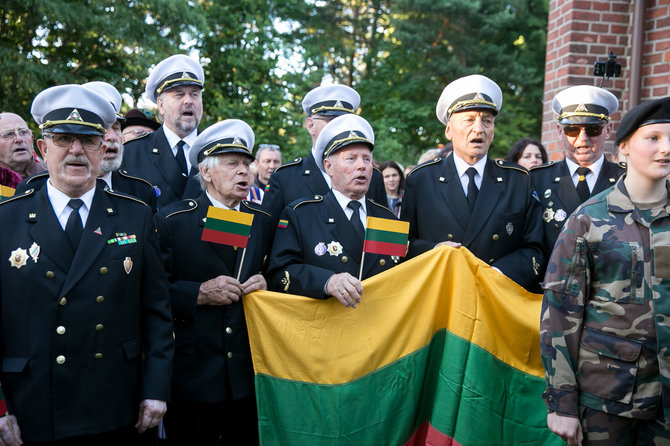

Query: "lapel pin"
<box><xmin>94</xmin><ymin>227</ymin><xmax>102</xmax><ymax>235</ymax></box>
<box><xmin>123</xmin><ymin>256</ymin><xmax>133</xmax><ymax>275</ymax></box>
<box><xmin>29</xmin><ymin>242</ymin><xmax>40</xmax><ymax>263</ymax></box>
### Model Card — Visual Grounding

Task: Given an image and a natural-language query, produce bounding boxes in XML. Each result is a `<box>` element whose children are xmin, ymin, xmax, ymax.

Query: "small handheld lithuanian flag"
<box><xmin>202</xmin><ymin>206</ymin><xmax>254</xmax><ymax>248</ymax></box>
<box><xmin>0</xmin><ymin>185</ymin><xmax>15</xmax><ymax>202</ymax></box>
<box><xmin>363</xmin><ymin>217</ymin><xmax>409</xmax><ymax>257</ymax></box>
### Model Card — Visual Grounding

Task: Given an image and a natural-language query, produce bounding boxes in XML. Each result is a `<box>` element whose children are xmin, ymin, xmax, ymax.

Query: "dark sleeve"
<box><xmin>491</xmin><ymin>175</ymin><xmax>546</xmax><ymax>289</ymax></box>
<box><xmin>369</xmin><ymin>169</ymin><xmax>388</xmax><ymax>206</ymax></box>
<box><xmin>260</xmin><ymin>168</ymin><xmax>286</xmax><ymax>227</ymax></box>
<box><xmin>265</xmin><ymin>206</ymin><xmax>334</xmax><ymax>298</ymax></box>
<box><xmin>140</xmin><ymin>207</ymin><xmax>174</xmax><ymax>401</ymax></box>
<box><xmin>401</xmin><ymin>172</ymin><xmax>435</xmax><ymax>257</ymax></box>
<box><xmin>153</xmin><ymin>212</ymin><xmax>200</xmax><ymax>322</ymax></box>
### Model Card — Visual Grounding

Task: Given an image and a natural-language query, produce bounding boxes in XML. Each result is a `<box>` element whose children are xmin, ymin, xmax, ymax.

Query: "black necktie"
<box><xmin>175</xmin><ymin>140</ymin><xmax>187</xmax><ymax>175</ymax></box>
<box><xmin>575</xmin><ymin>166</ymin><xmax>591</xmax><ymax>202</ymax></box>
<box><xmin>466</xmin><ymin>167</ymin><xmax>479</xmax><ymax>211</ymax></box>
<box><xmin>65</xmin><ymin>199</ymin><xmax>84</xmax><ymax>249</ymax></box>
<box><xmin>347</xmin><ymin>201</ymin><xmax>365</xmax><ymax>240</ymax></box>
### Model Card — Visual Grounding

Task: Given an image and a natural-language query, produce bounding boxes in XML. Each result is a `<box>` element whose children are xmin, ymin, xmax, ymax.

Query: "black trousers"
<box><xmin>163</xmin><ymin>397</ymin><xmax>258</xmax><ymax>446</ymax></box>
<box><xmin>24</xmin><ymin>426</ymin><xmax>158</xmax><ymax>446</ymax></box>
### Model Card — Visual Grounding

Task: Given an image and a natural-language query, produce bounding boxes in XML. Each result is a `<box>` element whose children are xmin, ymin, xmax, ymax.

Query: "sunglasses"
<box><xmin>562</xmin><ymin>125</ymin><xmax>605</xmax><ymax>138</ymax></box>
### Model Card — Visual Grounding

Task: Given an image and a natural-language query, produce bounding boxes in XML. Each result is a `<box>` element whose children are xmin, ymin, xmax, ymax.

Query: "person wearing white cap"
<box><xmin>0</xmin><ymin>84</ymin><xmax>174</xmax><ymax>444</ymax></box>
<box><xmin>154</xmin><ymin>119</ymin><xmax>272</xmax><ymax>446</ymax></box>
<box><xmin>531</xmin><ymin>85</ymin><xmax>626</xmax><ymax>253</ymax></box>
<box><xmin>266</xmin><ymin>114</ymin><xmax>398</xmax><ymax>305</ymax></box>
<box><xmin>260</xmin><ymin>83</ymin><xmax>388</xmax><ymax>229</ymax></box>
<box><xmin>122</xmin><ymin>54</ymin><xmax>205</xmax><ymax>209</ymax></box>
<box><xmin>16</xmin><ymin>81</ymin><xmax>158</xmax><ymax>212</ymax></box>
<box><xmin>401</xmin><ymin>74</ymin><xmax>545</xmax><ymax>291</ymax></box>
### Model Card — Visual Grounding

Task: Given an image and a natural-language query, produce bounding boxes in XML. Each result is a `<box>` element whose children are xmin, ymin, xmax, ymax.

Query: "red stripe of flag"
<box><xmin>362</xmin><ymin>240</ymin><xmax>407</xmax><ymax>257</ymax></box>
<box><xmin>202</xmin><ymin>228</ymin><xmax>249</xmax><ymax>248</ymax></box>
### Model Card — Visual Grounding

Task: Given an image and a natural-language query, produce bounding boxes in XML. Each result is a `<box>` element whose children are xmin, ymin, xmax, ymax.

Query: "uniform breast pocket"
<box><xmin>577</xmin><ymin>327</ymin><xmax>641</xmax><ymax>404</ymax></box>
<box><xmin>501</xmin><ymin>211</ymin><xmax>523</xmax><ymax>239</ymax></box>
<box><xmin>589</xmin><ymin>240</ymin><xmax>644</xmax><ymax>304</ymax></box>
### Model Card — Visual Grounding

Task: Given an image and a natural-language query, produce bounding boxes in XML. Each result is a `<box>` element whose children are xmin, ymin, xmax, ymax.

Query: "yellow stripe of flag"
<box><xmin>243</xmin><ymin>247</ymin><xmax>544</xmax><ymax>384</ymax></box>
<box><xmin>0</xmin><ymin>185</ymin><xmax>15</xmax><ymax>199</ymax></box>
<box><xmin>366</xmin><ymin>216</ymin><xmax>409</xmax><ymax>233</ymax></box>
<box><xmin>206</xmin><ymin>206</ymin><xmax>254</xmax><ymax>225</ymax></box>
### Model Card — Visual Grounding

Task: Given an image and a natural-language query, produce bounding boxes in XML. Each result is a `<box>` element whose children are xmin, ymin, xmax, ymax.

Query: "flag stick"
<box><xmin>358</xmin><ymin>251</ymin><xmax>365</xmax><ymax>281</ymax></box>
<box><xmin>237</xmin><ymin>247</ymin><xmax>247</xmax><ymax>282</ymax></box>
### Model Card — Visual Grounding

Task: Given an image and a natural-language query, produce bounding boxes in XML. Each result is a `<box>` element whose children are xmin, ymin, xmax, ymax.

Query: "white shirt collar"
<box><xmin>453</xmin><ymin>153</ymin><xmax>488</xmax><ymax>179</ymax></box>
<box><xmin>206</xmin><ymin>191</ymin><xmax>240</xmax><ymax>211</ymax></box>
<box><xmin>100</xmin><ymin>171</ymin><xmax>113</xmax><ymax>189</ymax></box>
<box><xmin>331</xmin><ymin>188</ymin><xmax>367</xmax><ymax>217</ymax></box>
<box><xmin>46</xmin><ymin>180</ymin><xmax>97</xmax><ymax>229</ymax></box>
<box><xmin>565</xmin><ymin>155</ymin><xmax>604</xmax><ymax>177</ymax></box>
<box><xmin>163</xmin><ymin>125</ymin><xmax>198</xmax><ymax>173</ymax></box>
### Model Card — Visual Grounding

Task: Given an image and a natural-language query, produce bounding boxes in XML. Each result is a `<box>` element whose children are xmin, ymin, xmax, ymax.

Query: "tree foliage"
<box><xmin>0</xmin><ymin>0</ymin><xmax>548</xmax><ymax>165</ymax></box>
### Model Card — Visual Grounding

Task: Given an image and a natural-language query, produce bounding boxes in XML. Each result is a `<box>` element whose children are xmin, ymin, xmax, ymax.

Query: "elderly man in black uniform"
<box><xmin>0</xmin><ymin>84</ymin><xmax>173</xmax><ymax>445</ymax></box>
<box><xmin>154</xmin><ymin>119</ymin><xmax>271</xmax><ymax>445</ymax></box>
<box><xmin>400</xmin><ymin>74</ymin><xmax>545</xmax><ymax>291</ymax></box>
<box><xmin>267</xmin><ymin>114</ymin><xmax>398</xmax><ymax>306</ymax></box>
<box><xmin>531</xmin><ymin>85</ymin><xmax>625</xmax><ymax>254</ymax></box>
<box><xmin>17</xmin><ymin>82</ymin><xmax>158</xmax><ymax>213</ymax></box>
<box><xmin>122</xmin><ymin>54</ymin><xmax>204</xmax><ymax>209</ymax></box>
<box><xmin>261</xmin><ymin>84</ymin><xmax>387</xmax><ymax>226</ymax></box>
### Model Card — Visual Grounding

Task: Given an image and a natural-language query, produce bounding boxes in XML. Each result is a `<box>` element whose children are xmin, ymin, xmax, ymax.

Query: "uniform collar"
<box><xmin>206</xmin><ymin>190</ymin><xmax>240</xmax><ymax>211</ymax></box>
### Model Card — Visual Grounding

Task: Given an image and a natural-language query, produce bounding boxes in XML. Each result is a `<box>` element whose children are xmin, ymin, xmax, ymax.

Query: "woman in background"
<box><xmin>505</xmin><ymin>138</ymin><xmax>548</xmax><ymax>170</ymax></box>
<box><xmin>379</xmin><ymin>160</ymin><xmax>404</xmax><ymax>217</ymax></box>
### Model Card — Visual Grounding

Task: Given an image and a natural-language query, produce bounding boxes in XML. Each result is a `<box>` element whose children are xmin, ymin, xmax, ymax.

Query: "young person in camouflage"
<box><xmin>540</xmin><ymin>96</ymin><xmax>670</xmax><ymax>446</ymax></box>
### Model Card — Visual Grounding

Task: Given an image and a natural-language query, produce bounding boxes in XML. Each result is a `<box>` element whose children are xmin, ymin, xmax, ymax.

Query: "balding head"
<box><xmin>0</xmin><ymin>112</ymin><xmax>36</xmax><ymax>174</ymax></box>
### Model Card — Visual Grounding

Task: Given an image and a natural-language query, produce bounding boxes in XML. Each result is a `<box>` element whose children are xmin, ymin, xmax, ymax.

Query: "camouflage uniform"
<box><xmin>540</xmin><ymin>176</ymin><xmax>670</xmax><ymax>443</ymax></box>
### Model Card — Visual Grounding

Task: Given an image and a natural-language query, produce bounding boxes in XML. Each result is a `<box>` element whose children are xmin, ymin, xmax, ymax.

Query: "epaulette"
<box><xmin>164</xmin><ymin>199</ymin><xmax>198</xmax><ymax>218</ymax></box>
<box><xmin>117</xmin><ymin>169</ymin><xmax>153</xmax><ymax>188</ymax></box>
<box><xmin>242</xmin><ymin>200</ymin><xmax>271</xmax><ymax>217</ymax></box>
<box><xmin>128</xmin><ymin>132</ymin><xmax>152</xmax><ymax>143</ymax></box>
<box><xmin>530</xmin><ymin>161</ymin><xmax>556</xmax><ymax>171</ymax></box>
<box><xmin>408</xmin><ymin>158</ymin><xmax>441</xmax><ymax>176</ymax></box>
<box><xmin>104</xmin><ymin>188</ymin><xmax>149</xmax><ymax>206</ymax></box>
<box><xmin>24</xmin><ymin>171</ymin><xmax>49</xmax><ymax>184</ymax></box>
<box><xmin>0</xmin><ymin>188</ymin><xmax>34</xmax><ymax>205</ymax></box>
<box><xmin>366</xmin><ymin>197</ymin><xmax>394</xmax><ymax>214</ymax></box>
<box><xmin>495</xmin><ymin>159</ymin><xmax>528</xmax><ymax>174</ymax></box>
<box><xmin>274</xmin><ymin>157</ymin><xmax>302</xmax><ymax>172</ymax></box>
<box><xmin>291</xmin><ymin>195</ymin><xmax>322</xmax><ymax>210</ymax></box>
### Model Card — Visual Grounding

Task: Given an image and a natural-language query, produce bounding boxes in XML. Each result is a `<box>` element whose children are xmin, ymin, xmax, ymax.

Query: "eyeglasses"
<box><xmin>43</xmin><ymin>133</ymin><xmax>103</xmax><ymax>151</ymax></box>
<box><xmin>0</xmin><ymin>128</ymin><xmax>32</xmax><ymax>141</ymax></box>
<box><xmin>562</xmin><ymin>125</ymin><xmax>605</xmax><ymax>138</ymax></box>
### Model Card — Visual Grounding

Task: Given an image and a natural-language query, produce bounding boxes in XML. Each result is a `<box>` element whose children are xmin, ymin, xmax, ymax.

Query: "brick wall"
<box><xmin>542</xmin><ymin>0</ymin><xmax>670</xmax><ymax>159</ymax></box>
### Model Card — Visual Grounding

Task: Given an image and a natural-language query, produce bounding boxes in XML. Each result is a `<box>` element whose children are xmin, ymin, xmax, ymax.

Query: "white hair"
<box><xmin>195</xmin><ymin>155</ymin><xmax>221</xmax><ymax>190</ymax></box>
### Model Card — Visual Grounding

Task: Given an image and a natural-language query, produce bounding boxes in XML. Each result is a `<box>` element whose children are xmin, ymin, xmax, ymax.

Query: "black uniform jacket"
<box><xmin>531</xmin><ymin>159</ymin><xmax>626</xmax><ymax>253</ymax></box>
<box><xmin>261</xmin><ymin>152</ymin><xmax>387</xmax><ymax>225</ymax></box>
<box><xmin>154</xmin><ymin>194</ymin><xmax>273</xmax><ymax>403</ymax></box>
<box><xmin>400</xmin><ymin>155</ymin><xmax>545</xmax><ymax>290</ymax></box>
<box><xmin>121</xmin><ymin>127</ymin><xmax>201</xmax><ymax>209</ymax></box>
<box><xmin>0</xmin><ymin>183</ymin><xmax>173</xmax><ymax>442</ymax></box>
<box><xmin>15</xmin><ymin>170</ymin><xmax>158</xmax><ymax>213</ymax></box>
<box><xmin>266</xmin><ymin>191</ymin><xmax>398</xmax><ymax>298</ymax></box>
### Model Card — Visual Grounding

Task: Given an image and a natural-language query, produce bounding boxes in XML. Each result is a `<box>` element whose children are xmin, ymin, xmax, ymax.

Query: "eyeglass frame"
<box><xmin>0</xmin><ymin>128</ymin><xmax>33</xmax><ymax>141</ymax></box>
<box><xmin>561</xmin><ymin>124</ymin><xmax>606</xmax><ymax>138</ymax></box>
<box><xmin>42</xmin><ymin>133</ymin><xmax>104</xmax><ymax>152</ymax></box>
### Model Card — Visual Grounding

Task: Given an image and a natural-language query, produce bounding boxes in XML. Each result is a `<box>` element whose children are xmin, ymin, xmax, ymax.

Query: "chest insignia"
<box><xmin>554</xmin><ymin>209</ymin><xmax>567</xmax><ymax>222</ymax></box>
<box><xmin>29</xmin><ymin>242</ymin><xmax>40</xmax><ymax>263</ymax></box>
<box><xmin>544</xmin><ymin>189</ymin><xmax>552</xmax><ymax>199</ymax></box>
<box><xmin>9</xmin><ymin>247</ymin><xmax>28</xmax><ymax>269</ymax></box>
<box><xmin>327</xmin><ymin>241</ymin><xmax>343</xmax><ymax>257</ymax></box>
<box><xmin>124</xmin><ymin>256</ymin><xmax>133</xmax><ymax>275</ymax></box>
<box><xmin>314</xmin><ymin>242</ymin><xmax>327</xmax><ymax>256</ymax></box>
<box><xmin>543</xmin><ymin>208</ymin><xmax>555</xmax><ymax>222</ymax></box>
<box><xmin>506</xmin><ymin>222</ymin><xmax>514</xmax><ymax>236</ymax></box>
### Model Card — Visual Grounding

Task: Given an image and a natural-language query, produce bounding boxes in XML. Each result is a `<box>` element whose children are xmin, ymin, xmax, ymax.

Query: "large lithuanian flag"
<box><xmin>244</xmin><ymin>246</ymin><xmax>560</xmax><ymax>446</ymax></box>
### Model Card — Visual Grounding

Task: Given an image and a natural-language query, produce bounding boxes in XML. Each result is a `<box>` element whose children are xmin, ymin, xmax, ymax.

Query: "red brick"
<box><xmin>611</xmin><ymin>24</ymin><xmax>628</xmax><ymax>34</ymax></box>
<box><xmin>655</xmin><ymin>40</ymin><xmax>670</xmax><ymax>51</ymax></box>
<box><xmin>665</xmin><ymin>51</ymin><xmax>670</xmax><ymax>62</ymax></box>
<box><xmin>610</xmin><ymin>2</ymin><xmax>630</xmax><ymax>13</ymax></box>
<box><xmin>602</xmin><ymin>13</ymin><xmax>628</xmax><ymax>23</ymax></box>
<box><xmin>654</xmin><ymin>64</ymin><xmax>670</xmax><ymax>74</ymax></box>
<box><xmin>648</xmin><ymin>7</ymin><xmax>668</xmax><ymax>19</ymax></box>
<box><xmin>591</xmin><ymin>23</ymin><xmax>609</xmax><ymax>33</ymax></box>
<box><xmin>599</xmin><ymin>35</ymin><xmax>618</xmax><ymax>44</ymax></box>
<box><xmin>642</xmin><ymin>66</ymin><xmax>653</xmax><ymax>76</ymax></box>
<box><xmin>648</xmin><ymin>30</ymin><xmax>670</xmax><ymax>41</ymax></box>
<box><xmin>618</xmin><ymin>35</ymin><xmax>629</xmax><ymax>46</ymax></box>
<box><xmin>567</xmin><ymin>76</ymin><xmax>594</xmax><ymax>86</ymax></box>
<box><xmin>572</xmin><ymin>32</ymin><xmax>598</xmax><ymax>42</ymax></box>
<box><xmin>590</xmin><ymin>45</ymin><xmax>607</xmax><ymax>54</ymax></box>
<box><xmin>643</xmin><ymin>53</ymin><xmax>663</xmax><ymax>64</ymax></box>
<box><xmin>573</xmin><ymin>1</ymin><xmax>593</xmax><ymax>9</ymax></box>
<box><xmin>574</xmin><ymin>11</ymin><xmax>602</xmax><ymax>22</ymax></box>
<box><xmin>573</xmin><ymin>21</ymin><xmax>590</xmax><ymax>31</ymax></box>
<box><xmin>593</xmin><ymin>1</ymin><xmax>612</xmax><ymax>11</ymax></box>
<box><xmin>647</xmin><ymin>75</ymin><xmax>670</xmax><ymax>86</ymax></box>
<box><xmin>570</xmin><ymin>66</ymin><xmax>587</xmax><ymax>75</ymax></box>
<box><xmin>653</xmin><ymin>86</ymin><xmax>670</xmax><ymax>96</ymax></box>
<box><xmin>641</xmin><ymin>87</ymin><xmax>651</xmax><ymax>97</ymax></box>
<box><xmin>655</xmin><ymin>17</ymin><xmax>670</xmax><ymax>28</ymax></box>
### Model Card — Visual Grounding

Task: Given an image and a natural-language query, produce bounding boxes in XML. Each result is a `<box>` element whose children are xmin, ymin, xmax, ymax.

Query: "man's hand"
<box><xmin>0</xmin><ymin>414</ymin><xmax>22</xmax><ymax>446</ymax></box>
<box><xmin>197</xmin><ymin>275</ymin><xmax>242</xmax><ymax>305</ymax></box>
<box><xmin>435</xmin><ymin>241</ymin><xmax>462</xmax><ymax>249</ymax></box>
<box><xmin>135</xmin><ymin>399</ymin><xmax>166</xmax><ymax>434</ymax></box>
<box><xmin>241</xmin><ymin>274</ymin><xmax>266</xmax><ymax>295</ymax></box>
<box><xmin>325</xmin><ymin>273</ymin><xmax>363</xmax><ymax>308</ymax></box>
<box><xmin>547</xmin><ymin>412</ymin><xmax>582</xmax><ymax>446</ymax></box>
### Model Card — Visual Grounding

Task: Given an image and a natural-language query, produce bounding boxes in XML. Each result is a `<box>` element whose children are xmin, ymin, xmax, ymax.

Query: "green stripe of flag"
<box><xmin>365</xmin><ymin>227</ymin><xmax>408</xmax><ymax>245</ymax></box>
<box><xmin>205</xmin><ymin>218</ymin><xmax>251</xmax><ymax>237</ymax></box>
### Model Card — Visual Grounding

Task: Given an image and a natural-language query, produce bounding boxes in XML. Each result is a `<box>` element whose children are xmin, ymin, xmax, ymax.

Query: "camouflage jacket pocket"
<box><xmin>577</xmin><ymin>327</ymin><xmax>642</xmax><ymax>404</ymax></box>
<box><xmin>590</xmin><ymin>240</ymin><xmax>644</xmax><ymax>304</ymax></box>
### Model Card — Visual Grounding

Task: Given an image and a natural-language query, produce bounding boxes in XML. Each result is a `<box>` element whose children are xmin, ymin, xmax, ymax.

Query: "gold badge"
<box><xmin>543</xmin><ymin>208</ymin><xmax>555</xmax><ymax>222</ymax></box>
<box><xmin>327</xmin><ymin>241</ymin><xmax>343</xmax><ymax>257</ymax></box>
<box><xmin>9</xmin><ymin>248</ymin><xmax>28</xmax><ymax>269</ymax></box>
<box><xmin>281</xmin><ymin>271</ymin><xmax>290</xmax><ymax>292</ymax></box>
<box><xmin>29</xmin><ymin>242</ymin><xmax>40</xmax><ymax>263</ymax></box>
<box><xmin>123</xmin><ymin>256</ymin><xmax>133</xmax><ymax>275</ymax></box>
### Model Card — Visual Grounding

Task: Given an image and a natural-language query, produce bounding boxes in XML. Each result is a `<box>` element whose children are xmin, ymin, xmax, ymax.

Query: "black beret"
<box><xmin>615</xmin><ymin>97</ymin><xmax>670</xmax><ymax>146</ymax></box>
